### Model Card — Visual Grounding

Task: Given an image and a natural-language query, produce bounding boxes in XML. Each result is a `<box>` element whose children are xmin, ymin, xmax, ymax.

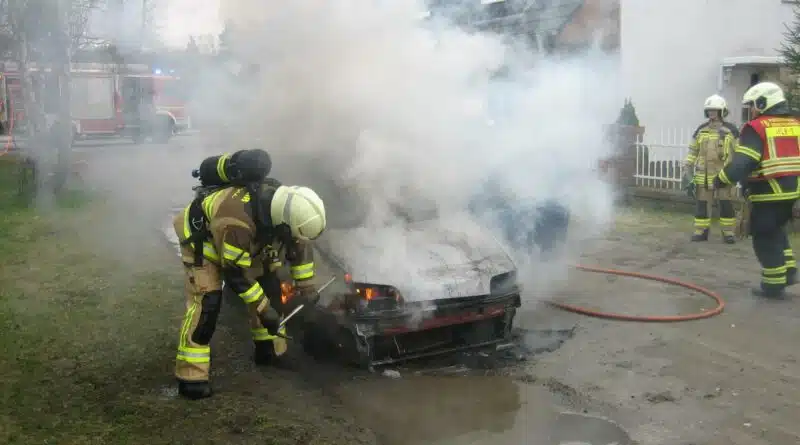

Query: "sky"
<box><xmin>88</xmin><ymin>0</ymin><xmax>224</xmax><ymax>50</ymax></box>
<box><xmin>157</xmin><ymin>0</ymin><xmax>224</xmax><ymax>48</ymax></box>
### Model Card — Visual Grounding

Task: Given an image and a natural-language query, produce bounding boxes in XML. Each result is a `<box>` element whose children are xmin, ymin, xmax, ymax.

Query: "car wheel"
<box><xmin>153</xmin><ymin>118</ymin><xmax>174</xmax><ymax>144</ymax></box>
<box><xmin>302</xmin><ymin>324</ymin><xmax>332</xmax><ymax>360</ymax></box>
<box><xmin>131</xmin><ymin>130</ymin><xmax>146</xmax><ymax>144</ymax></box>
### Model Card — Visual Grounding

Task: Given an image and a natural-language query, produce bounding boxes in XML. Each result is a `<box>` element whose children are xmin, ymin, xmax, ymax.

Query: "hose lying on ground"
<box><xmin>547</xmin><ymin>265</ymin><xmax>725</xmax><ymax>322</ymax></box>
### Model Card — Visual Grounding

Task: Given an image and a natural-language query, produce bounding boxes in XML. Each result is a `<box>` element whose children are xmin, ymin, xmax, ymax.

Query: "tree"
<box><xmin>616</xmin><ymin>98</ymin><xmax>640</xmax><ymax>127</ymax></box>
<box><xmin>186</xmin><ymin>36</ymin><xmax>199</xmax><ymax>55</ymax></box>
<box><xmin>781</xmin><ymin>6</ymin><xmax>800</xmax><ymax>110</ymax></box>
<box><xmin>218</xmin><ymin>20</ymin><xmax>234</xmax><ymax>59</ymax></box>
<box><xmin>0</xmin><ymin>0</ymin><xmax>104</xmax><ymax>199</ymax></box>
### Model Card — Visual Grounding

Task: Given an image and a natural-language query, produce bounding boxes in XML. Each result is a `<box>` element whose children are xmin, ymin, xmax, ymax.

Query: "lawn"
<box><xmin>613</xmin><ymin>199</ymin><xmax>800</xmax><ymax>245</ymax></box>
<box><xmin>0</xmin><ymin>157</ymin><xmax>374</xmax><ymax>445</ymax></box>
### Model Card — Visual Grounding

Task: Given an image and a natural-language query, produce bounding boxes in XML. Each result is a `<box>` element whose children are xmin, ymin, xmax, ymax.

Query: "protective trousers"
<box><xmin>694</xmin><ymin>186</ymin><xmax>736</xmax><ymax>237</ymax></box>
<box><xmin>750</xmin><ymin>200</ymin><xmax>798</xmax><ymax>293</ymax></box>
<box><xmin>172</xmin><ymin>216</ymin><xmax>287</xmax><ymax>383</ymax></box>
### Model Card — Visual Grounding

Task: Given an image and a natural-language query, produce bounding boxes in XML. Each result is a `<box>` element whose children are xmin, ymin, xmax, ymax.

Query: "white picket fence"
<box><xmin>634</xmin><ymin>128</ymin><xmax>694</xmax><ymax>191</ymax></box>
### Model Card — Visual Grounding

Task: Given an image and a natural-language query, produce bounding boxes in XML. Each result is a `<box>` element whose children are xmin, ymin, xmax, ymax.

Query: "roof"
<box><xmin>721</xmin><ymin>56</ymin><xmax>785</xmax><ymax>67</ymax></box>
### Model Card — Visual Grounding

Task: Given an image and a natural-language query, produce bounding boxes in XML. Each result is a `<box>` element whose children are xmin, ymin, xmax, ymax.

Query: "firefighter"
<box><xmin>684</xmin><ymin>94</ymin><xmax>740</xmax><ymax>243</ymax></box>
<box><xmin>172</xmin><ymin>178</ymin><xmax>327</xmax><ymax>399</ymax></box>
<box><xmin>713</xmin><ymin>82</ymin><xmax>800</xmax><ymax>298</ymax></box>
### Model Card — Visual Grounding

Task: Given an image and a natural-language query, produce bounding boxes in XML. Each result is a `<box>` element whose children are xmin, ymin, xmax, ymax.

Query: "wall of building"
<box><xmin>558</xmin><ymin>0</ymin><xmax>620</xmax><ymax>50</ymax></box>
<box><xmin>620</xmin><ymin>0</ymin><xmax>794</xmax><ymax>137</ymax></box>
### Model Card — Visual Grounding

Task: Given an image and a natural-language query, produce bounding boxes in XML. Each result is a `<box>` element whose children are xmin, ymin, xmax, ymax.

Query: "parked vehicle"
<box><xmin>0</xmin><ymin>62</ymin><xmax>190</xmax><ymax>144</ymax></box>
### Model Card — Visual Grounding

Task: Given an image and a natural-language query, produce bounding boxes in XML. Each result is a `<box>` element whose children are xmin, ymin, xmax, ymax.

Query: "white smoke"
<box><xmin>196</xmin><ymin>0</ymin><xmax>622</xmax><ymax>301</ymax></box>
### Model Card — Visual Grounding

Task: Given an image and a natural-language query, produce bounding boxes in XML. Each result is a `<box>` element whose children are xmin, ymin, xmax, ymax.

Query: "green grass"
<box><xmin>610</xmin><ymin>204</ymin><xmax>690</xmax><ymax>238</ymax></box>
<box><xmin>614</xmin><ymin>202</ymin><xmax>800</xmax><ymax>246</ymax></box>
<box><xmin>0</xmin><ymin>160</ymin><xmax>177</xmax><ymax>444</ymax></box>
<box><xmin>0</xmin><ymin>159</ymin><xmax>373</xmax><ymax>445</ymax></box>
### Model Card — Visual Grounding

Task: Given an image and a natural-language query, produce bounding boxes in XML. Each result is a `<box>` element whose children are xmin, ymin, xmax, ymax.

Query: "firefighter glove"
<box><xmin>681</xmin><ymin>173</ymin><xmax>695</xmax><ymax>198</ymax></box>
<box><xmin>685</xmin><ymin>182</ymin><xmax>696</xmax><ymax>199</ymax></box>
<box><xmin>737</xmin><ymin>182</ymin><xmax>749</xmax><ymax>198</ymax></box>
<box><xmin>712</xmin><ymin>175</ymin><xmax>726</xmax><ymax>190</ymax></box>
<box><xmin>257</xmin><ymin>305</ymin><xmax>282</xmax><ymax>336</ymax></box>
<box><xmin>736</xmin><ymin>202</ymin><xmax>751</xmax><ymax>239</ymax></box>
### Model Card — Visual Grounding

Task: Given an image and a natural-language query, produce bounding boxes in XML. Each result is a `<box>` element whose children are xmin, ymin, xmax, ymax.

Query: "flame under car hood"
<box><xmin>315</xmin><ymin>213</ymin><xmax>516</xmax><ymax>301</ymax></box>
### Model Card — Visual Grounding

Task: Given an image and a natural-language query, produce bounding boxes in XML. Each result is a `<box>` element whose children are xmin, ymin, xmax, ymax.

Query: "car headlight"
<box><xmin>490</xmin><ymin>270</ymin><xmax>518</xmax><ymax>295</ymax></box>
<box><xmin>345</xmin><ymin>273</ymin><xmax>404</xmax><ymax>311</ymax></box>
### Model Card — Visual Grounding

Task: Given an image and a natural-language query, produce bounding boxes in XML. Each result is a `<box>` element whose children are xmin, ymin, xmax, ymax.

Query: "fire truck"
<box><xmin>0</xmin><ymin>62</ymin><xmax>190</xmax><ymax>144</ymax></box>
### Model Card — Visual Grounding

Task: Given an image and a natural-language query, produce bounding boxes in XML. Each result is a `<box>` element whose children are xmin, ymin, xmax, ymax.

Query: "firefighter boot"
<box><xmin>254</xmin><ymin>340</ymin><xmax>277</xmax><ymax>366</ymax></box>
<box><xmin>754</xmin><ymin>266</ymin><xmax>788</xmax><ymax>299</ymax></box>
<box><xmin>254</xmin><ymin>340</ymin><xmax>293</xmax><ymax>369</ymax></box>
<box><xmin>751</xmin><ymin>284</ymin><xmax>787</xmax><ymax>299</ymax></box>
<box><xmin>719</xmin><ymin>201</ymin><xmax>736</xmax><ymax>244</ymax></box>
<box><xmin>692</xmin><ymin>203</ymin><xmax>710</xmax><ymax>242</ymax></box>
<box><xmin>691</xmin><ymin>229</ymin><xmax>709</xmax><ymax>242</ymax></box>
<box><xmin>178</xmin><ymin>380</ymin><xmax>212</xmax><ymax>400</ymax></box>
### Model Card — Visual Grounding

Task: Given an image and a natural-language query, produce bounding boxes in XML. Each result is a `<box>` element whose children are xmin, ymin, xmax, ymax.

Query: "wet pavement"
<box><xmin>335</xmin><ymin>374</ymin><xmax>631</xmax><ymax>445</ymax></box>
<box><xmin>316</xmin><ymin>324</ymin><xmax>632</xmax><ymax>445</ymax></box>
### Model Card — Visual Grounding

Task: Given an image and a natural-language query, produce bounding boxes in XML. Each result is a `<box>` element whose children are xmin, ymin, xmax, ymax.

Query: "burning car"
<box><xmin>278</xmin><ymin>203</ymin><xmax>523</xmax><ymax>368</ymax></box>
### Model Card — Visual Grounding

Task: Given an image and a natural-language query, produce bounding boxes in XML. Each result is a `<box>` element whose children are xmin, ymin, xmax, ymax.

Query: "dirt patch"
<box><xmin>522</xmin><ymin>206</ymin><xmax>800</xmax><ymax>445</ymax></box>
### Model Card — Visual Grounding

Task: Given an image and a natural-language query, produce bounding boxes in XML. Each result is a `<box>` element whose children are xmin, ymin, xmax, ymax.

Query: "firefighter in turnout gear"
<box><xmin>173</xmin><ymin>154</ymin><xmax>327</xmax><ymax>399</ymax></box>
<box><xmin>713</xmin><ymin>82</ymin><xmax>800</xmax><ymax>298</ymax></box>
<box><xmin>684</xmin><ymin>94</ymin><xmax>740</xmax><ymax>243</ymax></box>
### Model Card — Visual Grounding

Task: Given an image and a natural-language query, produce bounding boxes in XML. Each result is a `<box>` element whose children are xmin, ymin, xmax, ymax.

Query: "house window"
<box><xmin>750</xmin><ymin>73</ymin><xmax>760</xmax><ymax>86</ymax></box>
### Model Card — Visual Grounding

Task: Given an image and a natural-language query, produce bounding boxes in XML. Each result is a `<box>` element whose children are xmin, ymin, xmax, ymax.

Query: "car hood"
<box><xmin>316</xmin><ymin>214</ymin><xmax>516</xmax><ymax>301</ymax></box>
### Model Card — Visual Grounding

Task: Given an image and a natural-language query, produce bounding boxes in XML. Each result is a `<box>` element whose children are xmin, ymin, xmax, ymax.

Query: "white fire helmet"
<box><xmin>271</xmin><ymin>185</ymin><xmax>327</xmax><ymax>242</ymax></box>
<box><xmin>703</xmin><ymin>94</ymin><xmax>728</xmax><ymax>118</ymax></box>
<box><xmin>742</xmin><ymin>81</ymin><xmax>786</xmax><ymax>113</ymax></box>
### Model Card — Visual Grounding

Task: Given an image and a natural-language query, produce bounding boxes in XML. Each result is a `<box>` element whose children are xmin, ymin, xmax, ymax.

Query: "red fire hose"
<box><xmin>548</xmin><ymin>265</ymin><xmax>725</xmax><ymax>322</ymax></box>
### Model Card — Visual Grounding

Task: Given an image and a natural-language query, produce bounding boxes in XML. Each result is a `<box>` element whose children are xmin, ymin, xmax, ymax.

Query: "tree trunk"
<box><xmin>16</xmin><ymin>30</ymin><xmax>46</xmax><ymax>200</ymax></box>
<box><xmin>51</xmin><ymin>0</ymin><xmax>73</xmax><ymax>194</ymax></box>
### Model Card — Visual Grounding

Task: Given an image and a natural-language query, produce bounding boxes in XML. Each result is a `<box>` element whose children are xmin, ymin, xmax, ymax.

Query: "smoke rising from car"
<box><xmin>205</xmin><ymin>0</ymin><xmax>621</xmax><ymax>304</ymax></box>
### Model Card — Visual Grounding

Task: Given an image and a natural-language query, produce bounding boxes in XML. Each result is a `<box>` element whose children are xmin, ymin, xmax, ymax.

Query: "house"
<box><xmin>428</xmin><ymin>0</ymin><xmax>619</xmax><ymax>53</ymax></box>
<box><xmin>553</xmin><ymin>0</ymin><xmax>620</xmax><ymax>52</ymax></box>
<box><xmin>620</xmin><ymin>0</ymin><xmax>796</xmax><ymax>136</ymax></box>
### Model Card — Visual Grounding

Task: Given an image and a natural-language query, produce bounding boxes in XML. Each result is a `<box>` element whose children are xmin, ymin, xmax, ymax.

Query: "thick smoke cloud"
<box><xmin>197</xmin><ymin>0</ymin><xmax>621</xmax><ymax>300</ymax></box>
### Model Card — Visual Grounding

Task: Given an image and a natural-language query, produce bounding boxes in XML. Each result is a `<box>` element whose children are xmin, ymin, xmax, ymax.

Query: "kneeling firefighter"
<box><xmin>683</xmin><ymin>94</ymin><xmax>740</xmax><ymax>243</ymax></box>
<box><xmin>173</xmin><ymin>149</ymin><xmax>327</xmax><ymax>399</ymax></box>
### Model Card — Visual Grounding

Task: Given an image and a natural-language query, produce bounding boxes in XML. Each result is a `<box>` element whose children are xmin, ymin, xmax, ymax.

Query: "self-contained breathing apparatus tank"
<box><xmin>191</xmin><ymin>149</ymin><xmax>272</xmax><ymax>187</ymax></box>
<box><xmin>183</xmin><ymin>149</ymin><xmax>275</xmax><ymax>266</ymax></box>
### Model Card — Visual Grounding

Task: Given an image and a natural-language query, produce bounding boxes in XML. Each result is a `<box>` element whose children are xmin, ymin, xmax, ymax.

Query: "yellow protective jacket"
<box><xmin>178</xmin><ymin>184</ymin><xmax>316</xmax><ymax>306</ymax></box>
<box><xmin>685</xmin><ymin>120</ymin><xmax>739</xmax><ymax>186</ymax></box>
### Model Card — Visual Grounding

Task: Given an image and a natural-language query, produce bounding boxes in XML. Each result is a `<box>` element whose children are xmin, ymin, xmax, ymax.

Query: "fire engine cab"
<box><xmin>0</xmin><ymin>62</ymin><xmax>190</xmax><ymax>144</ymax></box>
